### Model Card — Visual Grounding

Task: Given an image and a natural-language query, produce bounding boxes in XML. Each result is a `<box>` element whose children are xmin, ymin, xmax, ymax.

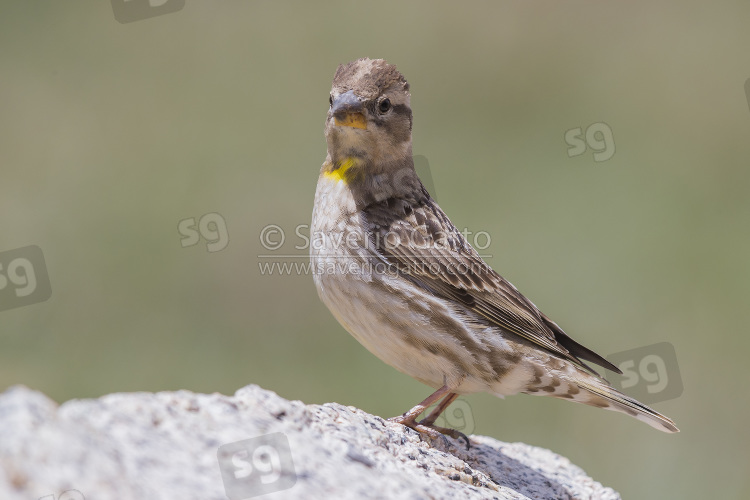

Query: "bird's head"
<box><xmin>324</xmin><ymin>58</ymin><xmax>416</xmax><ymax>193</ymax></box>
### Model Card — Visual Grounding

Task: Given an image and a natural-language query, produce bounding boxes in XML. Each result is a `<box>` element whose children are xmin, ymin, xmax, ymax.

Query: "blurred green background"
<box><xmin>1</xmin><ymin>1</ymin><xmax>749</xmax><ymax>498</ymax></box>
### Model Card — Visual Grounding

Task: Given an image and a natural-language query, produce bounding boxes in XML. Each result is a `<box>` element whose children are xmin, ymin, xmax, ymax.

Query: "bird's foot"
<box><xmin>388</xmin><ymin>414</ymin><xmax>471</xmax><ymax>449</ymax></box>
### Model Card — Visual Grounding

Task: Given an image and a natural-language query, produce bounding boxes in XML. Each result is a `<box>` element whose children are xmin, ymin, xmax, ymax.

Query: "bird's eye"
<box><xmin>329</xmin><ymin>95</ymin><xmax>333</xmax><ymax>107</ymax></box>
<box><xmin>378</xmin><ymin>98</ymin><xmax>391</xmax><ymax>114</ymax></box>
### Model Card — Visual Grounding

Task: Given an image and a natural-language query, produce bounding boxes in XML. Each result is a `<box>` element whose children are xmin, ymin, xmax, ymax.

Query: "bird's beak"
<box><xmin>331</xmin><ymin>90</ymin><xmax>367</xmax><ymax>130</ymax></box>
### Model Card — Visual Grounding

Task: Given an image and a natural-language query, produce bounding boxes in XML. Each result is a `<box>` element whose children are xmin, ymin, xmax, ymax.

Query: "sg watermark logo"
<box><xmin>565</xmin><ymin>122</ymin><xmax>615</xmax><ymax>162</ymax></box>
<box><xmin>39</xmin><ymin>490</ymin><xmax>84</xmax><ymax>500</ymax></box>
<box><xmin>427</xmin><ymin>398</ymin><xmax>475</xmax><ymax>435</ymax></box>
<box><xmin>178</xmin><ymin>212</ymin><xmax>229</xmax><ymax>253</ymax></box>
<box><xmin>111</xmin><ymin>0</ymin><xmax>185</xmax><ymax>24</ymax></box>
<box><xmin>0</xmin><ymin>245</ymin><xmax>52</xmax><ymax>313</ymax></box>
<box><xmin>606</xmin><ymin>342</ymin><xmax>683</xmax><ymax>404</ymax></box>
<box><xmin>218</xmin><ymin>432</ymin><xmax>297</xmax><ymax>499</ymax></box>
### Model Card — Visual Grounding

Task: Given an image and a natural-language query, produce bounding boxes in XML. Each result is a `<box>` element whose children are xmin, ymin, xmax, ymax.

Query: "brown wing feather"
<box><xmin>362</xmin><ymin>189</ymin><xmax>617</xmax><ymax>375</ymax></box>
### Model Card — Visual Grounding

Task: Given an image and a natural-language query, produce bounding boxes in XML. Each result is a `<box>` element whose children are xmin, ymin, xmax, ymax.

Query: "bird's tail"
<box><xmin>571</xmin><ymin>378</ymin><xmax>679</xmax><ymax>433</ymax></box>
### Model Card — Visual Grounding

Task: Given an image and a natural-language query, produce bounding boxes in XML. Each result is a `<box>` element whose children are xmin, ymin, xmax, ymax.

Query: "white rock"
<box><xmin>0</xmin><ymin>384</ymin><xmax>620</xmax><ymax>500</ymax></box>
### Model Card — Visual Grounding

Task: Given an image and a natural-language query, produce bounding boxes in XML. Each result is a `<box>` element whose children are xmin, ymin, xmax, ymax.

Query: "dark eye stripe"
<box><xmin>367</xmin><ymin>102</ymin><xmax>413</xmax><ymax>133</ymax></box>
<box><xmin>391</xmin><ymin>104</ymin><xmax>411</xmax><ymax>116</ymax></box>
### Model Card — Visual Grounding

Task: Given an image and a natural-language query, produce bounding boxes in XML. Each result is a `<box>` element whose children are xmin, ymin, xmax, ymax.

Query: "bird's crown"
<box><xmin>331</xmin><ymin>58</ymin><xmax>410</xmax><ymax>99</ymax></box>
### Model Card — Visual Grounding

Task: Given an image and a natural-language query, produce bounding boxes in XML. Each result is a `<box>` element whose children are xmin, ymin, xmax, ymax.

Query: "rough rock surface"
<box><xmin>0</xmin><ymin>384</ymin><xmax>620</xmax><ymax>500</ymax></box>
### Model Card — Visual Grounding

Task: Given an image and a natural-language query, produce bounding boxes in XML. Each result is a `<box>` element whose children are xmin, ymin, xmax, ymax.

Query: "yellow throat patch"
<box><xmin>324</xmin><ymin>157</ymin><xmax>359</xmax><ymax>183</ymax></box>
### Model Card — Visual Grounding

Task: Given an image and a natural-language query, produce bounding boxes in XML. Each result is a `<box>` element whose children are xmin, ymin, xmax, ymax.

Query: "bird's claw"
<box><xmin>388</xmin><ymin>415</ymin><xmax>471</xmax><ymax>450</ymax></box>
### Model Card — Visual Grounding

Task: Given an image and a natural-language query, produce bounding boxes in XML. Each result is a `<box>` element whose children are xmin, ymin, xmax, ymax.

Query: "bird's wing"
<box><xmin>362</xmin><ymin>192</ymin><xmax>620</xmax><ymax>375</ymax></box>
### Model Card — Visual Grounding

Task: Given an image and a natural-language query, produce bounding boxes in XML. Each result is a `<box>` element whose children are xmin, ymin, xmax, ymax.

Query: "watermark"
<box><xmin>427</xmin><ymin>397</ymin><xmax>475</xmax><ymax>435</ymax></box>
<box><xmin>260</xmin><ymin>224</ymin><xmax>492</xmax><ymax>254</ymax></box>
<box><xmin>259</xmin><ymin>257</ymin><xmax>496</xmax><ymax>278</ymax></box>
<box><xmin>606</xmin><ymin>342</ymin><xmax>683</xmax><ymax>404</ymax></box>
<box><xmin>39</xmin><ymin>490</ymin><xmax>85</xmax><ymax>500</ymax></box>
<box><xmin>0</xmin><ymin>245</ymin><xmax>52</xmax><ymax>313</ymax></box>
<box><xmin>178</xmin><ymin>212</ymin><xmax>229</xmax><ymax>253</ymax></box>
<box><xmin>257</xmin><ymin>223</ymin><xmax>493</xmax><ymax>276</ymax></box>
<box><xmin>745</xmin><ymin>78</ymin><xmax>750</xmax><ymax>113</ymax></box>
<box><xmin>565</xmin><ymin>122</ymin><xmax>615</xmax><ymax>162</ymax></box>
<box><xmin>111</xmin><ymin>0</ymin><xmax>185</xmax><ymax>24</ymax></box>
<box><xmin>217</xmin><ymin>432</ymin><xmax>297</xmax><ymax>499</ymax></box>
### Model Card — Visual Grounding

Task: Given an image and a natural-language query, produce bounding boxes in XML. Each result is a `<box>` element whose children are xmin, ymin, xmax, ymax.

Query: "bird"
<box><xmin>310</xmin><ymin>57</ymin><xmax>678</xmax><ymax>444</ymax></box>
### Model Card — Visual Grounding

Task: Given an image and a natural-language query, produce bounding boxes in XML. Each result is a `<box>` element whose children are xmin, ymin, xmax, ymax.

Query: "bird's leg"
<box><xmin>419</xmin><ymin>392</ymin><xmax>470</xmax><ymax>449</ymax></box>
<box><xmin>388</xmin><ymin>386</ymin><xmax>470</xmax><ymax>448</ymax></box>
<box><xmin>419</xmin><ymin>392</ymin><xmax>458</xmax><ymax>426</ymax></box>
<box><xmin>388</xmin><ymin>385</ymin><xmax>452</xmax><ymax>428</ymax></box>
